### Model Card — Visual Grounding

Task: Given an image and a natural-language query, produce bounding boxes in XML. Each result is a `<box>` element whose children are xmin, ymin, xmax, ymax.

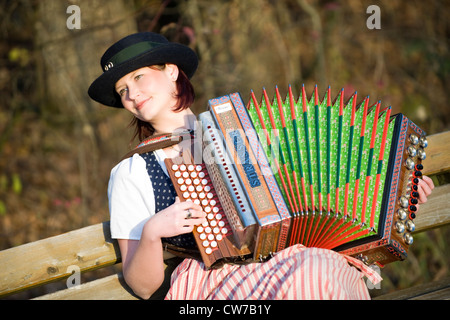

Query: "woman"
<box><xmin>88</xmin><ymin>32</ymin><xmax>434</xmax><ymax>300</ymax></box>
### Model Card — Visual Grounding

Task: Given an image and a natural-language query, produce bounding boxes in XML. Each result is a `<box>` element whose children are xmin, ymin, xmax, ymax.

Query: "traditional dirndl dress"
<box><xmin>166</xmin><ymin>245</ymin><xmax>381</xmax><ymax>300</ymax></box>
<box><xmin>108</xmin><ymin>151</ymin><xmax>382</xmax><ymax>300</ymax></box>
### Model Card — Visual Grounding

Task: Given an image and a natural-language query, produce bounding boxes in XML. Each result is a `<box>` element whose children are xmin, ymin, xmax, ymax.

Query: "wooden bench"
<box><xmin>1</xmin><ymin>131</ymin><xmax>449</xmax><ymax>300</ymax></box>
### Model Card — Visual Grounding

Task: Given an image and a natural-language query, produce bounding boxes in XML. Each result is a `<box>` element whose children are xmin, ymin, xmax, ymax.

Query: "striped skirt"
<box><xmin>165</xmin><ymin>245</ymin><xmax>381</xmax><ymax>300</ymax></box>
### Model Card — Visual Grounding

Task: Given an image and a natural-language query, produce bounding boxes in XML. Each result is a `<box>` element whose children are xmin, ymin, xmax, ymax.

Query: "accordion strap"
<box><xmin>120</xmin><ymin>130</ymin><xmax>193</xmax><ymax>161</ymax></box>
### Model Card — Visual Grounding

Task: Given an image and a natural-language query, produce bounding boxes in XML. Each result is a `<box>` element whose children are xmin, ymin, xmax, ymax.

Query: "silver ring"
<box><xmin>185</xmin><ymin>209</ymin><xmax>192</xmax><ymax>219</ymax></box>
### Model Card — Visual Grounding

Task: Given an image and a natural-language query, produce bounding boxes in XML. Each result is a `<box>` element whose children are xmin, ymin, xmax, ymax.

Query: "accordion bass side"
<box><xmin>166</xmin><ymin>85</ymin><xmax>428</xmax><ymax>268</ymax></box>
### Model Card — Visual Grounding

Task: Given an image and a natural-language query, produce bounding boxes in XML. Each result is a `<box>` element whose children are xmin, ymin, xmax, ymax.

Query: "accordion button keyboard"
<box><xmin>170</xmin><ymin>161</ymin><xmax>233</xmax><ymax>256</ymax></box>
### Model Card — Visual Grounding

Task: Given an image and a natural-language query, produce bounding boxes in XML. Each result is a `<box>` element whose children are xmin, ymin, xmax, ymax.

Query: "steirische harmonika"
<box><xmin>164</xmin><ymin>85</ymin><xmax>428</xmax><ymax>268</ymax></box>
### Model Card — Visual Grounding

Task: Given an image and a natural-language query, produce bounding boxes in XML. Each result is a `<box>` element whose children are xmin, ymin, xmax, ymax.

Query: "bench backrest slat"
<box><xmin>0</xmin><ymin>222</ymin><xmax>120</xmax><ymax>297</ymax></box>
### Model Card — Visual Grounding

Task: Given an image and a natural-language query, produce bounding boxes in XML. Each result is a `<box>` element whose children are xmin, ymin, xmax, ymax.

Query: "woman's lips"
<box><xmin>136</xmin><ymin>98</ymin><xmax>150</xmax><ymax>110</ymax></box>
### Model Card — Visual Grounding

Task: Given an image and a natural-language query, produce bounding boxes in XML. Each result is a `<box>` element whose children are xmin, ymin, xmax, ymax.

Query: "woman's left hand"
<box><xmin>416</xmin><ymin>175</ymin><xmax>435</xmax><ymax>208</ymax></box>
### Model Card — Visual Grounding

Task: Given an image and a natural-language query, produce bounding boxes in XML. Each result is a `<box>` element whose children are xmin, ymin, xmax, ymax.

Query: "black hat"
<box><xmin>88</xmin><ymin>32</ymin><xmax>198</xmax><ymax>108</ymax></box>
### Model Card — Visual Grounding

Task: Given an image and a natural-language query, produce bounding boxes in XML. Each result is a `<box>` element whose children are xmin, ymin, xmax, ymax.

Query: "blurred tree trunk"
<box><xmin>35</xmin><ymin>0</ymin><xmax>137</xmax><ymax>226</ymax></box>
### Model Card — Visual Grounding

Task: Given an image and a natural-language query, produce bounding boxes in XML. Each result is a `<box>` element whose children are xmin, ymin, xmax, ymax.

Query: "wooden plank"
<box><xmin>33</xmin><ymin>258</ymin><xmax>182</xmax><ymax>300</ymax></box>
<box><xmin>414</xmin><ymin>184</ymin><xmax>450</xmax><ymax>233</ymax></box>
<box><xmin>33</xmin><ymin>273</ymin><xmax>139</xmax><ymax>300</ymax></box>
<box><xmin>422</xmin><ymin>131</ymin><xmax>450</xmax><ymax>176</ymax></box>
<box><xmin>374</xmin><ymin>277</ymin><xmax>450</xmax><ymax>300</ymax></box>
<box><xmin>0</xmin><ymin>220</ymin><xmax>177</xmax><ymax>298</ymax></box>
<box><xmin>0</xmin><ymin>222</ymin><xmax>120</xmax><ymax>297</ymax></box>
<box><xmin>411</xmin><ymin>287</ymin><xmax>450</xmax><ymax>300</ymax></box>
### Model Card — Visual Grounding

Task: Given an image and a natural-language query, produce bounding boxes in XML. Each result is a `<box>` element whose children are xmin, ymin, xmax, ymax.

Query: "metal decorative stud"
<box><xmin>395</xmin><ymin>221</ymin><xmax>405</xmax><ymax>233</ymax></box>
<box><xmin>405</xmin><ymin>157</ymin><xmax>415</xmax><ymax>170</ymax></box>
<box><xmin>407</xmin><ymin>146</ymin><xmax>417</xmax><ymax>157</ymax></box>
<box><xmin>104</xmin><ymin>62</ymin><xmax>114</xmax><ymax>71</ymax></box>
<box><xmin>404</xmin><ymin>233</ymin><xmax>413</xmax><ymax>245</ymax></box>
<box><xmin>417</xmin><ymin>149</ymin><xmax>426</xmax><ymax>160</ymax></box>
<box><xmin>400</xmin><ymin>196</ymin><xmax>409</xmax><ymax>208</ymax></box>
<box><xmin>398</xmin><ymin>208</ymin><xmax>408</xmax><ymax>220</ymax></box>
<box><xmin>409</xmin><ymin>134</ymin><xmax>419</xmax><ymax>145</ymax></box>
<box><xmin>406</xmin><ymin>220</ymin><xmax>415</xmax><ymax>232</ymax></box>
<box><xmin>419</xmin><ymin>136</ymin><xmax>428</xmax><ymax>148</ymax></box>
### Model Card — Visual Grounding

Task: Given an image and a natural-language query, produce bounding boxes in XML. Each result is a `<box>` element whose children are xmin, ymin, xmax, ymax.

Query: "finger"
<box><xmin>183</xmin><ymin>209</ymin><xmax>207</xmax><ymax>223</ymax></box>
<box><xmin>419</xmin><ymin>177</ymin><xmax>433</xmax><ymax>196</ymax></box>
<box><xmin>182</xmin><ymin>216</ymin><xmax>206</xmax><ymax>228</ymax></box>
<box><xmin>181</xmin><ymin>225</ymin><xmax>195</xmax><ymax>233</ymax></box>
<box><xmin>422</xmin><ymin>175</ymin><xmax>435</xmax><ymax>191</ymax></box>
<box><xmin>417</xmin><ymin>179</ymin><xmax>432</xmax><ymax>204</ymax></box>
<box><xmin>178</xmin><ymin>199</ymin><xmax>203</xmax><ymax>211</ymax></box>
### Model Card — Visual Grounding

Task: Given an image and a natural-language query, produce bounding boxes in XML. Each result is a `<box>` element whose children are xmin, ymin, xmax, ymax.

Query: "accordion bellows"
<box><xmin>165</xmin><ymin>85</ymin><xmax>427</xmax><ymax>268</ymax></box>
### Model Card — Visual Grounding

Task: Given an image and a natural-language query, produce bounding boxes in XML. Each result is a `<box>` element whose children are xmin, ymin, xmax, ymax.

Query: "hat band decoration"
<box><xmin>103</xmin><ymin>41</ymin><xmax>164</xmax><ymax>71</ymax></box>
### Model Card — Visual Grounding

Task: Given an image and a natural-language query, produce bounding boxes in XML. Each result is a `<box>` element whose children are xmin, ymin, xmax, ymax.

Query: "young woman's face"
<box><xmin>115</xmin><ymin>64</ymin><xmax>179</xmax><ymax>123</ymax></box>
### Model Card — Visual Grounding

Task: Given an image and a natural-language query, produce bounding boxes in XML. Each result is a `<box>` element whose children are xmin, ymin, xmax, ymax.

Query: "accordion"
<box><xmin>164</xmin><ymin>85</ymin><xmax>428</xmax><ymax>268</ymax></box>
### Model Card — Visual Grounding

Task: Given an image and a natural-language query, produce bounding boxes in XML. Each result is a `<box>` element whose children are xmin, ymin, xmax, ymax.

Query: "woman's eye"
<box><xmin>118</xmin><ymin>88</ymin><xmax>128</xmax><ymax>96</ymax></box>
<box><xmin>134</xmin><ymin>74</ymin><xmax>143</xmax><ymax>81</ymax></box>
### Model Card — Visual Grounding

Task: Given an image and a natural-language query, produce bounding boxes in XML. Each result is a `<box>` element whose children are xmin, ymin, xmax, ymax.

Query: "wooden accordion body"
<box><xmin>165</xmin><ymin>86</ymin><xmax>428</xmax><ymax>268</ymax></box>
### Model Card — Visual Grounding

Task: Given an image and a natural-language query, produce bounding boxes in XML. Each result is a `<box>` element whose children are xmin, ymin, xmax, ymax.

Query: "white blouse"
<box><xmin>107</xmin><ymin>149</ymin><xmax>168</xmax><ymax>240</ymax></box>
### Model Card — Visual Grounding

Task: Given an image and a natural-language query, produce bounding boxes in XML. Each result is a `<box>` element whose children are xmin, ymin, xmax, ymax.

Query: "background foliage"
<box><xmin>0</xmin><ymin>0</ymin><xmax>448</xmax><ymax>298</ymax></box>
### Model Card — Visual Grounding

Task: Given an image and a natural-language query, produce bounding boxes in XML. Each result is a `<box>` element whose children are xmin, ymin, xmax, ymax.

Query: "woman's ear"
<box><xmin>165</xmin><ymin>64</ymin><xmax>179</xmax><ymax>82</ymax></box>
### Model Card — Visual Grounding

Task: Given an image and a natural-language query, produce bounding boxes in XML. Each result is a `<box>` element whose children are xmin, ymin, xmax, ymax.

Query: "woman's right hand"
<box><xmin>142</xmin><ymin>197</ymin><xmax>206</xmax><ymax>242</ymax></box>
<box><xmin>118</xmin><ymin>196</ymin><xmax>205</xmax><ymax>299</ymax></box>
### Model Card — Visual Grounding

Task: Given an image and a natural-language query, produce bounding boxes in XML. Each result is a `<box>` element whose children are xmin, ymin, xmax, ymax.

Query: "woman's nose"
<box><xmin>127</xmin><ymin>86</ymin><xmax>140</xmax><ymax>100</ymax></box>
